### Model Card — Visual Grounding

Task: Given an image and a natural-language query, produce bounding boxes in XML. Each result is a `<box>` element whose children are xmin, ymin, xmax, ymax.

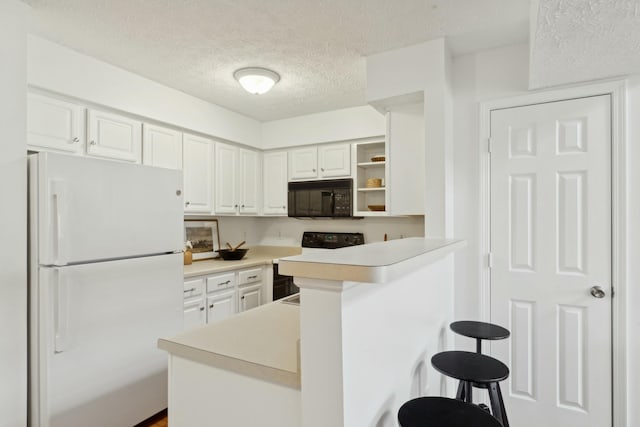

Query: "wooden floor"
<box><xmin>135</xmin><ymin>409</ymin><xmax>168</xmax><ymax>427</ymax></box>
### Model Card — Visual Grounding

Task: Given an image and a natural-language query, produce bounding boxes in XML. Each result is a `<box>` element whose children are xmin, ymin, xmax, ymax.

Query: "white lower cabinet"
<box><xmin>183</xmin><ymin>299</ymin><xmax>206</xmax><ymax>330</ymax></box>
<box><xmin>238</xmin><ymin>283</ymin><xmax>262</xmax><ymax>312</ymax></box>
<box><xmin>183</xmin><ymin>267</ymin><xmax>266</xmax><ymax>330</ymax></box>
<box><xmin>183</xmin><ymin>277</ymin><xmax>206</xmax><ymax>330</ymax></box>
<box><xmin>206</xmin><ymin>289</ymin><xmax>236</xmax><ymax>324</ymax></box>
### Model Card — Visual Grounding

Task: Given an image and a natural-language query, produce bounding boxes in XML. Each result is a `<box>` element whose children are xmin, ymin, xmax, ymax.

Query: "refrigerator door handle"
<box><xmin>50</xmin><ymin>180</ymin><xmax>68</xmax><ymax>265</ymax></box>
<box><xmin>53</xmin><ymin>268</ymin><xmax>69</xmax><ymax>353</ymax></box>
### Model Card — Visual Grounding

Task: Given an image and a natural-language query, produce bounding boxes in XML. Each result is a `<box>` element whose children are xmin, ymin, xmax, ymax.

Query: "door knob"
<box><xmin>590</xmin><ymin>286</ymin><xmax>606</xmax><ymax>298</ymax></box>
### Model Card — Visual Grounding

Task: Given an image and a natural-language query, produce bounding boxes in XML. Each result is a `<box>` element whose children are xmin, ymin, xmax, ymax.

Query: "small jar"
<box><xmin>183</xmin><ymin>249</ymin><xmax>193</xmax><ymax>265</ymax></box>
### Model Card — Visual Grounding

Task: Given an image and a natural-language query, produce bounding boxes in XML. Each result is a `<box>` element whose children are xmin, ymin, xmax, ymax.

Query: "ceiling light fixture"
<box><xmin>234</xmin><ymin>67</ymin><xmax>280</xmax><ymax>95</ymax></box>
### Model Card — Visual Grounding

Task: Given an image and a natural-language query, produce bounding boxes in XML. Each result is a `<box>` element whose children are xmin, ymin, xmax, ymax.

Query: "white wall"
<box><xmin>451</xmin><ymin>43</ymin><xmax>529</xmax><ymax>346</ymax></box>
<box><xmin>27</xmin><ymin>35</ymin><xmax>262</xmax><ymax>148</ymax></box>
<box><xmin>256</xmin><ymin>216</ymin><xmax>424</xmax><ymax>247</ymax></box>
<box><xmin>261</xmin><ymin>106</ymin><xmax>385</xmax><ymax>150</ymax></box>
<box><xmin>0</xmin><ymin>1</ymin><xmax>28</xmax><ymax>426</ymax></box>
<box><xmin>624</xmin><ymin>76</ymin><xmax>640</xmax><ymax>427</ymax></box>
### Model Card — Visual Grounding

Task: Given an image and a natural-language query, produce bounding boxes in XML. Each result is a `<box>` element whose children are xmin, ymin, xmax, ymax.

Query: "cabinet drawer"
<box><xmin>183</xmin><ymin>278</ymin><xmax>205</xmax><ymax>300</ymax></box>
<box><xmin>238</xmin><ymin>268</ymin><xmax>263</xmax><ymax>285</ymax></box>
<box><xmin>206</xmin><ymin>272</ymin><xmax>236</xmax><ymax>292</ymax></box>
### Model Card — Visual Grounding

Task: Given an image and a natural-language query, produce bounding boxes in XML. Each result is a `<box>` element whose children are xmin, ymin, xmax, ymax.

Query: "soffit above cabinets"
<box><xmin>25</xmin><ymin>0</ymin><xmax>529</xmax><ymax>122</ymax></box>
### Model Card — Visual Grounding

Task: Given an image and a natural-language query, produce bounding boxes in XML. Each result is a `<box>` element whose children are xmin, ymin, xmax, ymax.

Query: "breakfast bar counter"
<box><xmin>160</xmin><ymin>237</ymin><xmax>465</xmax><ymax>427</ymax></box>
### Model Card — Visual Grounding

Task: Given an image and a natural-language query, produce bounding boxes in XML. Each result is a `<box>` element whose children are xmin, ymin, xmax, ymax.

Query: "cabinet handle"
<box><xmin>241</xmin><ymin>296</ymin><xmax>245</xmax><ymax>300</ymax></box>
<box><xmin>185</xmin><ymin>201</ymin><xmax>191</xmax><ymax>207</ymax></box>
<box><xmin>199</xmin><ymin>307</ymin><xmax>205</xmax><ymax>311</ymax></box>
<box><xmin>90</xmin><ymin>140</ymin><xmax>96</xmax><ymax>145</ymax></box>
<box><xmin>183</xmin><ymin>287</ymin><xmax>196</xmax><ymax>293</ymax></box>
<box><xmin>72</xmin><ymin>137</ymin><xmax>79</xmax><ymax>143</ymax></box>
<box><xmin>234</xmin><ymin>204</ymin><xmax>238</xmax><ymax>208</ymax></box>
<box><xmin>312</xmin><ymin>168</ymin><xmax>316</xmax><ymax>172</ymax></box>
<box><xmin>218</xmin><ymin>280</ymin><xmax>231</xmax><ymax>287</ymax></box>
<box><xmin>321</xmin><ymin>168</ymin><xmax>325</xmax><ymax>172</ymax></box>
<box><xmin>241</xmin><ymin>204</ymin><xmax>245</xmax><ymax>208</ymax></box>
<box><xmin>209</xmin><ymin>304</ymin><xmax>214</xmax><ymax>309</ymax></box>
<box><xmin>282</xmin><ymin>205</ymin><xmax>286</xmax><ymax>209</ymax></box>
<box><xmin>248</xmin><ymin>275</ymin><xmax>258</xmax><ymax>279</ymax></box>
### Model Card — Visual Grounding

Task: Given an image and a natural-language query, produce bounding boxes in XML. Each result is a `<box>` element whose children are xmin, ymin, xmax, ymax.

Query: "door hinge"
<box><xmin>487</xmin><ymin>137</ymin><xmax>492</xmax><ymax>153</ymax></box>
<box><xmin>487</xmin><ymin>252</ymin><xmax>493</xmax><ymax>268</ymax></box>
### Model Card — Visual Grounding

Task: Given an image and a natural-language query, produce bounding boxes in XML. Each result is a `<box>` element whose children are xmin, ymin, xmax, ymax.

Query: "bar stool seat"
<box><xmin>431</xmin><ymin>351</ymin><xmax>509</xmax><ymax>427</ymax></box>
<box><xmin>450</xmin><ymin>320</ymin><xmax>510</xmax><ymax>353</ymax></box>
<box><xmin>398</xmin><ymin>396</ymin><xmax>503</xmax><ymax>427</ymax></box>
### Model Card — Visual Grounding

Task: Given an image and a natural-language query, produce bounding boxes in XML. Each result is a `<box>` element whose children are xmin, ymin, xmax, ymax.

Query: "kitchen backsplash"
<box><xmin>185</xmin><ymin>215</ymin><xmax>425</xmax><ymax>248</ymax></box>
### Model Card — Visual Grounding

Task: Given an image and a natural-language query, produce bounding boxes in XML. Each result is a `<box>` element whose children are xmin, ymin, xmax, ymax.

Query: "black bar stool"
<box><xmin>431</xmin><ymin>351</ymin><xmax>509</xmax><ymax>427</ymax></box>
<box><xmin>398</xmin><ymin>396</ymin><xmax>503</xmax><ymax>427</ymax></box>
<box><xmin>450</xmin><ymin>320</ymin><xmax>510</xmax><ymax>354</ymax></box>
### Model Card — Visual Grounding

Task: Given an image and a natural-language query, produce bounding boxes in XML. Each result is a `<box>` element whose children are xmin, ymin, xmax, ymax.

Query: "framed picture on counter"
<box><xmin>184</xmin><ymin>219</ymin><xmax>220</xmax><ymax>260</ymax></box>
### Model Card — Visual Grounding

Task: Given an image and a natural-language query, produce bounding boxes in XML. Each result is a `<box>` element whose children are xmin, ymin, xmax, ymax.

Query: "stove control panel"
<box><xmin>301</xmin><ymin>232</ymin><xmax>365</xmax><ymax>249</ymax></box>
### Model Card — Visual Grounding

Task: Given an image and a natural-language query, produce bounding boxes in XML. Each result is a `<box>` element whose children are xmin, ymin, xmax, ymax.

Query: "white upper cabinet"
<box><xmin>27</xmin><ymin>93</ymin><xmax>85</xmax><ymax>154</ymax></box>
<box><xmin>288</xmin><ymin>143</ymin><xmax>351</xmax><ymax>180</ymax></box>
<box><xmin>318</xmin><ymin>143</ymin><xmax>351</xmax><ymax>177</ymax></box>
<box><xmin>87</xmin><ymin>108</ymin><xmax>142</xmax><ymax>163</ymax></box>
<box><xmin>263</xmin><ymin>151</ymin><xmax>288</xmax><ymax>215</ymax></box>
<box><xmin>142</xmin><ymin>123</ymin><xmax>182</xmax><ymax>170</ymax></box>
<box><xmin>288</xmin><ymin>146</ymin><xmax>318</xmax><ymax>180</ymax></box>
<box><xmin>215</xmin><ymin>142</ymin><xmax>261</xmax><ymax>215</ymax></box>
<box><xmin>182</xmin><ymin>133</ymin><xmax>213</xmax><ymax>213</ymax></box>
<box><xmin>238</xmin><ymin>148</ymin><xmax>260</xmax><ymax>214</ymax></box>
<box><xmin>215</xmin><ymin>142</ymin><xmax>239</xmax><ymax>214</ymax></box>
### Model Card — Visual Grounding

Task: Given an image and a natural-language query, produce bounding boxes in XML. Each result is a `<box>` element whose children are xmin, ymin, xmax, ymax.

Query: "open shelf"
<box><xmin>357</xmin><ymin>161</ymin><xmax>386</xmax><ymax>168</ymax></box>
<box><xmin>358</xmin><ymin>187</ymin><xmax>385</xmax><ymax>192</ymax></box>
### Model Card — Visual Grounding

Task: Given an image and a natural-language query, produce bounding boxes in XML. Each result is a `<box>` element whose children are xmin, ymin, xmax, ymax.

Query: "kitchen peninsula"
<box><xmin>159</xmin><ymin>237</ymin><xmax>465</xmax><ymax>427</ymax></box>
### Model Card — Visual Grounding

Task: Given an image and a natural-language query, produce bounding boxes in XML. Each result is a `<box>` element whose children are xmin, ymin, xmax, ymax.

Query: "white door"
<box><xmin>319</xmin><ymin>143</ymin><xmax>351</xmax><ymax>178</ymax></box>
<box><xmin>238</xmin><ymin>284</ymin><xmax>262</xmax><ymax>312</ymax></box>
<box><xmin>288</xmin><ymin>146</ymin><xmax>318</xmax><ymax>180</ymax></box>
<box><xmin>142</xmin><ymin>123</ymin><xmax>182</xmax><ymax>170</ymax></box>
<box><xmin>490</xmin><ymin>95</ymin><xmax>611</xmax><ymax>427</ymax></box>
<box><xmin>239</xmin><ymin>148</ymin><xmax>260</xmax><ymax>214</ymax></box>
<box><xmin>32</xmin><ymin>253</ymin><xmax>183</xmax><ymax>427</ymax></box>
<box><xmin>87</xmin><ymin>109</ymin><xmax>142</xmax><ymax>163</ymax></box>
<box><xmin>27</xmin><ymin>93</ymin><xmax>85</xmax><ymax>154</ymax></box>
<box><xmin>182</xmin><ymin>133</ymin><xmax>213</xmax><ymax>213</ymax></box>
<box><xmin>206</xmin><ymin>289</ymin><xmax>236</xmax><ymax>324</ymax></box>
<box><xmin>33</xmin><ymin>152</ymin><xmax>183</xmax><ymax>265</ymax></box>
<box><xmin>263</xmin><ymin>151</ymin><xmax>288</xmax><ymax>215</ymax></box>
<box><xmin>215</xmin><ymin>142</ymin><xmax>238</xmax><ymax>214</ymax></box>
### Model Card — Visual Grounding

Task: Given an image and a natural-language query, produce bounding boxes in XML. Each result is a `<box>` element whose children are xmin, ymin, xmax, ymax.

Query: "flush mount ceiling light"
<box><xmin>233</xmin><ymin>67</ymin><xmax>280</xmax><ymax>95</ymax></box>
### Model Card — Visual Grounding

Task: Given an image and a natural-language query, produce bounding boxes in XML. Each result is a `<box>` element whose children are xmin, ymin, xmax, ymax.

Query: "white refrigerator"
<box><xmin>28</xmin><ymin>152</ymin><xmax>184</xmax><ymax>427</ymax></box>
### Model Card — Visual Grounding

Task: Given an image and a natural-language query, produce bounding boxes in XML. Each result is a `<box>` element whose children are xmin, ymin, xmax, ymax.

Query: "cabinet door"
<box><xmin>183</xmin><ymin>299</ymin><xmax>206</xmax><ymax>331</ymax></box>
<box><xmin>142</xmin><ymin>124</ymin><xmax>182</xmax><ymax>170</ymax></box>
<box><xmin>27</xmin><ymin>93</ymin><xmax>85</xmax><ymax>154</ymax></box>
<box><xmin>87</xmin><ymin>109</ymin><xmax>142</xmax><ymax>163</ymax></box>
<box><xmin>319</xmin><ymin>143</ymin><xmax>351</xmax><ymax>177</ymax></box>
<box><xmin>288</xmin><ymin>146</ymin><xmax>318</xmax><ymax>180</ymax></box>
<box><xmin>263</xmin><ymin>151</ymin><xmax>288</xmax><ymax>215</ymax></box>
<box><xmin>215</xmin><ymin>142</ymin><xmax>238</xmax><ymax>214</ymax></box>
<box><xmin>238</xmin><ymin>283</ymin><xmax>262</xmax><ymax>313</ymax></box>
<box><xmin>183</xmin><ymin>133</ymin><xmax>213</xmax><ymax>213</ymax></box>
<box><xmin>239</xmin><ymin>149</ymin><xmax>260</xmax><ymax>214</ymax></box>
<box><xmin>206</xmin><ymin>289</ymin><xmax>236</xmax><ymax>324</ymax></box>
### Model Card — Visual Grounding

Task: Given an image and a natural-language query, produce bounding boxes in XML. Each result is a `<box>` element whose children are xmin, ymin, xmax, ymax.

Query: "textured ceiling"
<box><xmin>25</xmin><ymin>0</ymin><xmax>529</xmax><ymax>121</ymax></box>
<box><xmin>530</xmin><ymin>0</ymin><xmax>640</xmax><ymax>88</ymax></box>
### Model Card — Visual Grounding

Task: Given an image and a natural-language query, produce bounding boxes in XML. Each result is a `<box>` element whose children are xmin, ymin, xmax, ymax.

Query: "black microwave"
<box><xmin>288</xmin><ymin>179</ymin><xmax>353</xmax><ymax>218</ymax></box>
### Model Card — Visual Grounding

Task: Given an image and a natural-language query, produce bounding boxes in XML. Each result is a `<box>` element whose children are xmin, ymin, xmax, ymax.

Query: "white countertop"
<box><xmin>158</xmin><ymin>299</ymin><xmax>301</xmax><ymax>388</ymax></box>
<box><xmin>278</xmin><ymin>238</ymin><xmax>465</xmax><ymax>283</ymax></box>
<box><xmin>183</xmin><ymin>245</ymin><xmax>301</xmax><ymax>278</ymax></box>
